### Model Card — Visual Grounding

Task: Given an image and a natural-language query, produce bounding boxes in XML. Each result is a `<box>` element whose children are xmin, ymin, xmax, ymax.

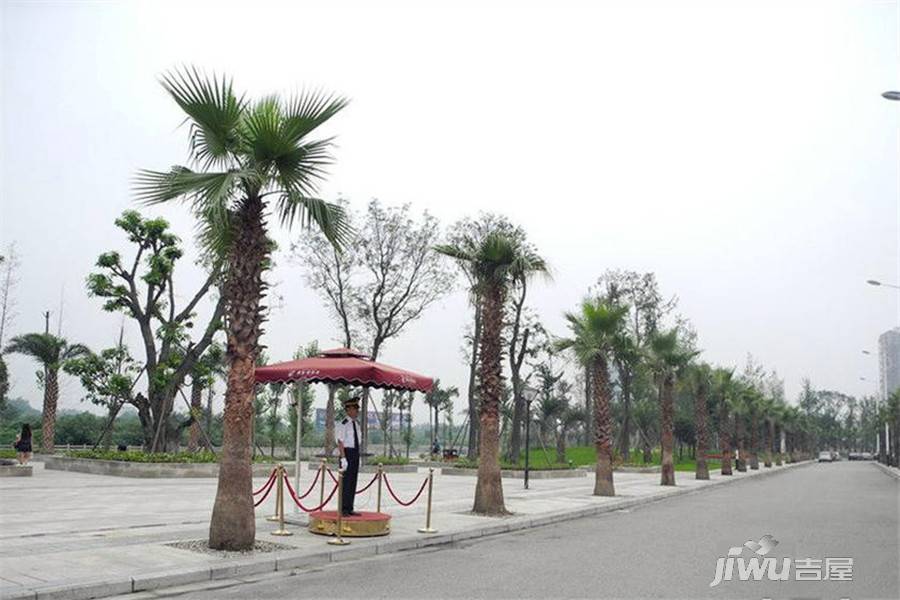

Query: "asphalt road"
<box><xmin>159</xmin><ymin>462</ymin><xmax>899</xmax><ymax>599</ymax></box>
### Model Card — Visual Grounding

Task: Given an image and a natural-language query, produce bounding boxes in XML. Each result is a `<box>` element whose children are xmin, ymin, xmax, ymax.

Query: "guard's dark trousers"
<box><xmin>342</xmin><ymin>447</ymin><xmax>360</xmax><ymax>514</ymax></box>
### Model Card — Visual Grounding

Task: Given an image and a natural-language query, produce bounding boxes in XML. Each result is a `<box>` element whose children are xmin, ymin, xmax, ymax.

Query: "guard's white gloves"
<box><xmin>339</xmin><ymin>457</ymin><xmax>347</xmax><ymax>471</ymax></box>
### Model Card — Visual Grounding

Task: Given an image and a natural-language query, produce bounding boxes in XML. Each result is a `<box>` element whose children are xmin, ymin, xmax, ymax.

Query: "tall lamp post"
<box><xmin>877</xmin><ymin>90</ymin><xmax>899</xmax><ymax>465</ymax></box>
<box><xmin>523</xmin><ymin>386</ymin><xmax>539</xmax><ymax>490</ymax></box>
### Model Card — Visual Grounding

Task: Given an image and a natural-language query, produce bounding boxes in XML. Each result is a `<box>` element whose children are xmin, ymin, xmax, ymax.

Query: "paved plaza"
<box><xmin>0</xmin><ymin>459</ymin><xmax>816</xmax><ymax>600</ymax></box>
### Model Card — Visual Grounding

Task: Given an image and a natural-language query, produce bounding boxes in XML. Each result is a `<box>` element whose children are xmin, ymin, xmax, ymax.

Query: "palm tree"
<box><xmin>745</xmin><ymin>387</ymin><xmax>763</xmax><ymax>470</ymax></box>
<box><xmin>5</xmin><ymin>333</ymin><xmax>89</xmax><ymax>453</ymax></box>
<box><xmin>711</xmin><ymin>367</ymin><xmax>735</xmax><ymax>475</ymax></box>
<box><xmin>436</xmin><ymin>231</ymin><xmax>547</xmax><ymax>515</ymax></box>
<box><xmin>647</xmin><ymin>329</ymin><xmax>697</xmax><ymax>486</ymax></box>
<box><xmin>425</xmin><ymin>379</ymin><xmax>459</xmax><ymax>456</ymax></box>
<box><xmin>686</xmin><ymin>363</ymin><xmax>712</xmax><ymax>480</ymax></box>
<box><xmin>556</xmin><ymin>300</ymin><xmax>629</xmax><ymax>496</ymax></box>
<box><xmin>612</xmin><ymin>331</ymin><xmax>641</xmax><ymax>462</ymax></box>
<box><xmin>136</xmin><ymin>68</ymin><xmax>350</xmax><ymax>550</ymax></box>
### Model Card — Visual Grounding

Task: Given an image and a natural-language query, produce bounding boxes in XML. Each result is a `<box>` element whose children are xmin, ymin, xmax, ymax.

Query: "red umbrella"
<box><xmin>254</xmin><ymin>347</ymin><xmax>434</xmax><ymax>393</ymax></box>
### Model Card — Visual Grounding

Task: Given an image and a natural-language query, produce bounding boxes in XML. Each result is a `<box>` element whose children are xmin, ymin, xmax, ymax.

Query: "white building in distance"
<box><xmin>878</xmin><ymin>327</ymin><xmax>900</xmax><ymax>403</ymax></box>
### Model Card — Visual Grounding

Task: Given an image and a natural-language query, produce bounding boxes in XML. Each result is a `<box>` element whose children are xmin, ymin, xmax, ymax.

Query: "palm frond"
<box><xmin>282</xmin><ymin>90</ymin><xmax>349</xmax><ymax>146</ymax></box>
<box><xmin>278</xmin><ymin>194</ymin><xmax>354</xmax><ymax>250</ymax></box>
<box><xmin>160</xmin><ymin>67</ymin><xmax>245</xmax><ymax>169</ymax></box>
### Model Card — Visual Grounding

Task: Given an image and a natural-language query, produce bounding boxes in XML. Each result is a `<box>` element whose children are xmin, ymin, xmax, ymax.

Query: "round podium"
<box><xmin>308</xmin><ymin>510</ymin><xmax>391</xmax><ymax>537</ymax></box>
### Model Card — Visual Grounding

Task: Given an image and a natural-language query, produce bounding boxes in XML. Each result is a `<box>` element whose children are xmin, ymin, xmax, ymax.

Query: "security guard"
<box><xmin>337</xmin><ymin>395</ymin><xmax>362</xmax><ymax>516</ymax></box>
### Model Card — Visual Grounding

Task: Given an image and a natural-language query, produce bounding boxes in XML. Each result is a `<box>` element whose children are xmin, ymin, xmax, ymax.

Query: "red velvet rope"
<box><xmin>285</xmin><ymin>474</ymin><xmax>340</xmax><ymax>512</ymax></box>
<box><xmin>292</xmin><ymin>468</ymin><xmax>321</xmax><ymax>501</ymax></box>
<box><xmin>325</xmin><ymin>468</ymin><xmax>339</xmax><ymax>484</ymax></box>
<box><xmin>252</xmin><ymin>474</ymin><xmax>277</xmax><ymax>507</ymax></box>
<box><xmin>383</xmin><ymin>474</ymin><xmax>429</xmax><ymax>507</ymax></box>
<box><xmin>355</xmin><ymin>472</ymin><xmax>379</xmax><ymax>495</ymax></box>
<box><xmin>252</xmin><ymin>468</ymin><xmax>278</xmax><ymax>496</ymax></box>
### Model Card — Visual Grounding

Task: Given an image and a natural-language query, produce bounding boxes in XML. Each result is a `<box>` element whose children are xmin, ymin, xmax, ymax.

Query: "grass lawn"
<box><xmin>522</xmin><ymin>445</ymin><xmax>722</xmax><ymax>472</ymax></box>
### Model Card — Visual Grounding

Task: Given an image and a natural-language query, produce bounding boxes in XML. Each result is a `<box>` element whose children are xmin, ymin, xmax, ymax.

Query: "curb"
<box><xmin>0</xmin><ymin>461</ymin><xmax>813</xmax><ymax>600</ymax></box>
<box><xmin>872</xmin><ymin>460</ymin><xmax>900</xmax><ymax>480</ymax></box>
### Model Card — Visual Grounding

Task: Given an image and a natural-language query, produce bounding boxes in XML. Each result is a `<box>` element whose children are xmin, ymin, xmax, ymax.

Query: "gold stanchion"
<box><xmin>328</xmin><ymin>469</ymin><xmax>350</xmax><ymax>545</ymax></box>
<box><xmin>376</xmin><ymin>462</ymin><xmax>383</xmax><ymax>513</ymax></box>
<box><xmin>319</xmin><ymin>458</ymin><xmax>327</xmax><ymax>507</ymax></box>
<box><xmin>417</xmin><ymin>468</ymin><xmax>437</xmax><ymax>534</ymax></box>
<box><xmin>266</xmin><ymin>465</ymin><xmax>281</xmax><ymax>522</ymax></box>
<box><xmin>271</xmin><ymin>465</ymin><xmax>293</xmax><ymax>536</ymax></box>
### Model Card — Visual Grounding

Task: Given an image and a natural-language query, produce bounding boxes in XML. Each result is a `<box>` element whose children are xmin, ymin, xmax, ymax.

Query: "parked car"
<box><xmin>861</xmin><ymin>452</ymin><xmax>873</xmax><ymax>460</ymax></box>
<box><xmin>818</xmin><ymin>451</ymin><xmax>833</xmax><ymax>462</ymax></box>
<box><xmin>848</xmin><ymin>452</ymin><xmax>861</xmax><ymax>461</ymax></box>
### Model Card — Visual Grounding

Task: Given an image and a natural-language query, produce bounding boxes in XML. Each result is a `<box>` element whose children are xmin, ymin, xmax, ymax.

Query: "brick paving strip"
<box><xmin>0</xmin><ymin>459</ymin><xmax>816</xmax><ymax>600</ymax></box>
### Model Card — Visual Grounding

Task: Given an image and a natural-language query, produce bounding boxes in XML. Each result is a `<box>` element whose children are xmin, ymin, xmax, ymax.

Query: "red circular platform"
<box><xmin>308</xmin><ymin>510</ymin><xmax>392</xmax><ymax>537</ymax></box>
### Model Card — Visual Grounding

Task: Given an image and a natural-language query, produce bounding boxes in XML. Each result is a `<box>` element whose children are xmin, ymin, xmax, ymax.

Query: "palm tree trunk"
<box><xmin>324</xmin><ymin>385</ymin><xmax>336</xmax><ymax>456</ymax></box>
<box><xmin>618</xmin><ymin>370</ymin><xmax>631</xmax><ymax>462</ymax></box>
<box><xmin>42</xmin><ymin>368</ymin><xmax>59</xmax><ymax>453</ymax></box>
<box><xmin>583</xmin><ymin>365</ymin><xmax>593</xmax><ymax>447</ymax></box>
<box><xmin>593</xmin><ymin>357</ymin><xmax>615</xmax><ymax>496</ymax></box>
<box><xmin>209</xmin><ymin>194</ymin><xmax>267</xmax><ymax>551</ymax></box>
<box><xmin>694</xmin><ymin>385</ymin><xmax>709</xmax><ymax>480</ymax></box>
<box><xmin>775</xmin><ymin>424</ymin><xmax>783</xmax><ymax>465</ymax></box>
<box><xmin>659</xmin><ymin>374</ymin><xmax>676</xmax><ymax>486</ymax></box>
<box><xmin>749</xmin><ymin>413</ymin><xmax>760</xmax><ymax>470</ymax></box>
<box><xmin>764</xmin><ymin>418</ymin><xmax>773</xmax><ymax>467</ymax></box>
<box><xmin>188</xmin><ymin>379</ymin><xmax>202</xmax><ymax>452</ymax></box>
<box><xmin>720</xmin><ymin>404</ymin><xmax>733</xmax><ymax>475</ymax></box>
<box><xmin>466</xmin><ymin>302</ymin><xmax>481</xmax><ymax>459</ymax></box>
<box><xmin>472</xmin><ymin>284</ymin><xmax>507</xmax><ymax>515</ymax></box>
<box><xmin>735</xmin><ymin>417</ymin><xmax>747</xmax><ymax>472</ymax></box>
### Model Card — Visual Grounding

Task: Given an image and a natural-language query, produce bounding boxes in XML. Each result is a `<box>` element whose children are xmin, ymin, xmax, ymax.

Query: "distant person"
<box><xmin>13</xmin><ymin>423</ymin><xmax>32</xmax><ymax>466</ymax></box>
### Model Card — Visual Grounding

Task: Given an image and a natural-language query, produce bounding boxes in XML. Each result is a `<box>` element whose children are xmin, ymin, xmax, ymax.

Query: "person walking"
<box><xmin>337</xmin><ymin>396</ymin><xmax>362</xmax><ymax>516</ymax></box>
<box><xmin>13</xmin><ymin>423</ymin><xmax>32</xmax><ymax>466</ymax></box>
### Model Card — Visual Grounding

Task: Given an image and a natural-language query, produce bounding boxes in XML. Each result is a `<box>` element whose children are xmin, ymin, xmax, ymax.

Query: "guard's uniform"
<box><xmin>337</xmin><ymin>416</ymin><xmax>360</xmax><ymax>515</ymax></box>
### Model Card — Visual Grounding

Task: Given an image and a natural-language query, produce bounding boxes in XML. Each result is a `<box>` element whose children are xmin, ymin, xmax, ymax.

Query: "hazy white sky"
<box><xmin>2</xmin><ymin>0</ymin><xmax>898</xmax><ymax>422</ymax></box>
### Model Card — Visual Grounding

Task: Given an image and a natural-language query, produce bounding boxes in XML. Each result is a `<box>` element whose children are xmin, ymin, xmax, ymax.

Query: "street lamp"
<box><xmin>882</xmin><ymin>91</ymin><xmax>900</xmax><ymax>101</ymax></box>
<box><xmin>866</xmin><ymin>279</ymin><xmax>900</xmax><ymax>290</ymax></box>
<box><xmin>862</xmin><ymin>350</ymin><xmax>871</xmax><ymax>355</ymax></box>
<box><xmin>522</xmin><ymin>386</ymin><xmax>539</xmax><ymax>490</ymax></box>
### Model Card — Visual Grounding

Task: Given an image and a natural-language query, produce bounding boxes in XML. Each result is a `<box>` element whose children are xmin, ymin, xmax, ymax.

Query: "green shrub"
<box><xmin>369</xmin><ymin>455</ymin><xmax>409</xmax><ymax>466</ymax></box>
<box><xmin>451</xmin><ymin>456</ymin><xmax>574</xmax><ymax>470</ymax></box>
<box><xmin>0</xmin><ymin>449</ymin><xmax>17</xmax><ymax>459</ymax></box>
<box><xmin>63</xmin><ymin>449</ymin><xmax>279</xmax><ymax>463</ymax></box>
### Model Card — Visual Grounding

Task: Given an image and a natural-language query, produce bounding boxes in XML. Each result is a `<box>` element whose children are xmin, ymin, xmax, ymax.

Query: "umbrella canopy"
<box><xmin>254</xmin><ymin>347</ymin><xmax>434</xmax><ymax>393</ymax></box>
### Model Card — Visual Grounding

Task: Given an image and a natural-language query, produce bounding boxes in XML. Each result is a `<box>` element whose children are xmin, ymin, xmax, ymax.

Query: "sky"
<box><xmin>1</xmin><ymin>0</ymin><xmax>898</xmax><ymax>424</ymax></box>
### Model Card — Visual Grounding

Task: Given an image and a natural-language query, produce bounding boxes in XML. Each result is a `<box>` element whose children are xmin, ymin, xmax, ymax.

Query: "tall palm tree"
<box><xmin>556</xmin><ymin>300</ymin><xmax>629</xmax><ymax>495</ymax></box>
<box><xmin>136</xmin><ymin>68</ymin><xmax>350</xmax><ymax>550</ymax></box>
<box><xmin>686</xmin><ymin>363</ymin><xmax>712</xmax><ymax>480</ymax></box>
<box><xmin>425</xmin><ymin>379</ymin><xmax>459</xmax><ymax>455</ymax></box>
<box><xmin>760</xmin><ymin>395</ymin><xmax>775</xmax><ymax>468</ymax></box>
<box><xmin>436</xmin><ymin>232</ymin><xmax>547</xmax><ymax>514</ymax></box>
<box><xmin>711</xmin><ymin>367</ymin><xmax>735</xmax><ymax>476</ymax></box>
<box><xmin>612</xmin><ymin>331</ymin><xmax>641</xmax><ymax>462</ymax></box>
<box><xmin>647</xmin><ymin>329</ymin><xmax>697</xmax><ymax>486</ymax></box>
<box><xmin>5</xmin><ymin>333</ymin><xmax>89</xmax><ymax>453</ymax></box>
<box><xmin>744</xmin><ymin>387</ymin><xmax>763</xmax><ymax>470</ymax></box>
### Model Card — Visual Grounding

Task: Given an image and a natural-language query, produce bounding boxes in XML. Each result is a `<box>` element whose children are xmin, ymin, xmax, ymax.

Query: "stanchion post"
<box><xmin>271</xmin><ymin>465</ymin><xmax>293</xmax><ymax>536</ymax></box>
<box><xmin>328</xmin><ymin>469</ymin><xmax>350</xmax><ymax>545</ymax></box>
<box><xmin>417</xmin><ymin>468</ymin><xmax>437</xmax><ymax>534</ymax></box>
<box><xmin>319</xmin><ymin>458</ymin><xmax>327</xmax><ymax>507</ymax></box>
<box><xmin>376</xmin><ymin>462</ymin><xmax>383</xmax><ymax>513</ymax></box>
<box><xmin>266</xmin><ymin>465</ymin><xmax>281</xmax><ymax>522</ymax></box>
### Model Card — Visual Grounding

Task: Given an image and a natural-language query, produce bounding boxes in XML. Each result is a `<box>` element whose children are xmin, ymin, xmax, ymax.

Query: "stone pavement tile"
<box><xmin>209</xmin><ymin>557</ymin><xmax>276</xmax><ymax>580</ymax></box>
<box><xmin>274</xmin><ymin>551</ymin><xmax>332</xmax><ymax>571</ymax></box>
<box><xmin>31</xmin><ymin>579</ymin><xmax>132</xmax><ymax>600</ymax></box>
<box><xmin>131</xmin><ymin>567</ymin><xmax>210</xmax><ymax>593</ymax></box>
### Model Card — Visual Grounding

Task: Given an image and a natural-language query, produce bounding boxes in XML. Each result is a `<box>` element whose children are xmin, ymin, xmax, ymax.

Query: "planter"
<box><xmin>441</xmin><ymin>466</ymin><xmax>586</xmax><ymax>479</ymax></box>
<box><xmin>44</xmin><ymin>456</ymin><xmax>294</xmax><ymax>478</ymax></box>
<box><xmin>0</xmin><ymin>462</ymin><xmax>32</xmax><ymax>477</ymax></box>
<box><xmin>303</xmin><ymin>462</ymin><xmax>417</xmax><ymax>474</ymax></box>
